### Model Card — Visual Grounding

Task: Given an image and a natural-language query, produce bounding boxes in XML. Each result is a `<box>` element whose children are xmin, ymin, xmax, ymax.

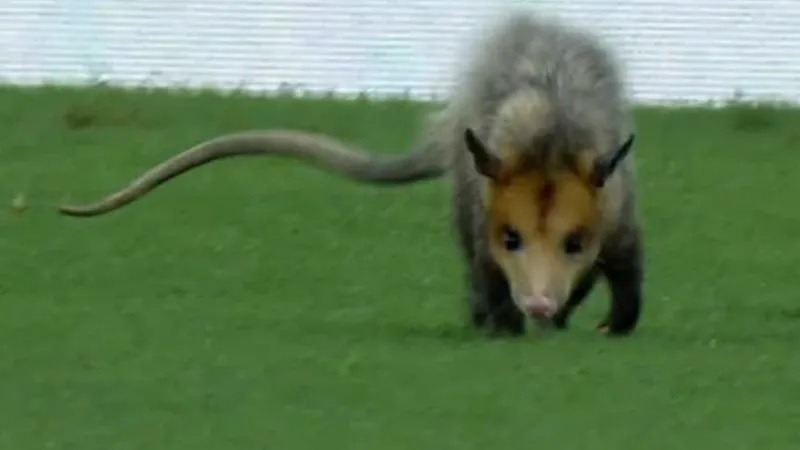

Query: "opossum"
<box><xmin>58</xmin><ymin>10</ymin><xmax>644</xmax><ymax>337</ymax></box>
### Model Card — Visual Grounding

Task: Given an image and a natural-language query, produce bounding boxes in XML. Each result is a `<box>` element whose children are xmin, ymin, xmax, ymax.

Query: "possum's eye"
<box><xmin>563</xmin><ymin>230</ymin><xmax>585</xmax><ymax>255</ymax></box>
<box><xmin>501</xmin><ymin>225</ymin><xmax>523</xmax><ymax>252</ymax></box>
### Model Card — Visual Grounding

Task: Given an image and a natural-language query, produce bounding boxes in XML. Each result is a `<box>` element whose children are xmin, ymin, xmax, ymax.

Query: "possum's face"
<box><xmin>487</xmin><ymin>166</ymin><xmax>602</xmax><ymax>320</ymax></box>
<box><xmin>464</xmin><ymin>128</ymin><xmax>634</xmax><ymax>321</ymax></box>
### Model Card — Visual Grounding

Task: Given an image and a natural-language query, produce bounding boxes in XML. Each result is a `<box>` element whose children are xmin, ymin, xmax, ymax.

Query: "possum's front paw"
<box><xmin>485</xmin><ymin>308</ymin><xmax>525</xmax><ymax>337</ymax></box>
<box><xmin>550</xmin><ymin>310</ymin><xmax>570</xmax><ymax>329</ymax></box>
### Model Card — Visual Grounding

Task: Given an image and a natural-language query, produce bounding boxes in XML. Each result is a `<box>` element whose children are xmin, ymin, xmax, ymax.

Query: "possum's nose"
<box><xmin>519</xmin><ymin>295</ymin><xmax>557</xmax><ymax>319</ymax></box>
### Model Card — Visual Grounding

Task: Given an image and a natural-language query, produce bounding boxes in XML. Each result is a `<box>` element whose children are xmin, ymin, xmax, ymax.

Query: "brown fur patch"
<box><xmin>536</xmin><ymin>180</ymin><xmax>555</xmax><ymax>232</ymax></box>
<box><xmin>487</xmin><ymin>153</ymin><xmax>601</xmax><ymax>251</ymax></box>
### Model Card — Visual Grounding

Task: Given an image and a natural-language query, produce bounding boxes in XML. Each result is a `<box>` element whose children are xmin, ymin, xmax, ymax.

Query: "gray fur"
<box><xmin>444</xmin><ymin>11</ymin><xmax>636</xmax><ymax>196</ymax></box>
<box><xmin>418</xmin><ymin>11</ymin><xmax>640</xmax><ymax>243</ymax></box>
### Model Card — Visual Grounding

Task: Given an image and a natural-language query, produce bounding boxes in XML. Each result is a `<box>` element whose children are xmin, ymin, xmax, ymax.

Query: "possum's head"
<box><xmin>464</xmin><ymin>128</ymin><xmax>634</xmax><ymax>321</ymax></box>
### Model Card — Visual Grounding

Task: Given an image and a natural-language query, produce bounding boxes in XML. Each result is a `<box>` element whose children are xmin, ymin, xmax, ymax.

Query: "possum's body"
<box><xmin>58</xmin><ymin>11</ymin><xmax>644</xmax><ymax>336</ymax></box>
<box><xmin>438</xmin><ymin>13</ymin><xmax>643</xmax><ymax>334</ymax></box>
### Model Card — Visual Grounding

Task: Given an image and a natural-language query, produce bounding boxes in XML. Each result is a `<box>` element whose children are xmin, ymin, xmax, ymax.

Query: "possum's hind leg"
<box><xmin>597</xmin><ymin>232</ymin><xmax>644</xmax><ymax>336</ymax></box>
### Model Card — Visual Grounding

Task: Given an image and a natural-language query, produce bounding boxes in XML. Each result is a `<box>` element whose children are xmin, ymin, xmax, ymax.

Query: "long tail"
<box><xmin>57</xmin><ymin>129</ymin><xmax>447</xmax><ymax>217</ymax></box>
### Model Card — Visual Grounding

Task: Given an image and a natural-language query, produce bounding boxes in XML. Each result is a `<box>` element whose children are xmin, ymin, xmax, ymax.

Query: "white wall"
<box><xmin>1</xmin><ymin>0</ymin><xmax>799</xmax><ymax>105</ymax></box>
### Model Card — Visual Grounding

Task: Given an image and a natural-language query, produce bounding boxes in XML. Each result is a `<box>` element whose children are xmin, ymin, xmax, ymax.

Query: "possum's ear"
<box><xmin>592</xmin><ymin>134</ymin><xmax>634</xmax><ymax>187</ymax></box>
<box><xmin>464</xmin><ymin>128</ymin><xmax>502</xmax><ymax>180</ymax></box>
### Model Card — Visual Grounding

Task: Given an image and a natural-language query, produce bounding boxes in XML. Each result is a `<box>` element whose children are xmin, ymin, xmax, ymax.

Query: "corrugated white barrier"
<box><xmin>1</xmin><ymin>0</ymin><xmax>799</xmax><ymax>104</ymax></box>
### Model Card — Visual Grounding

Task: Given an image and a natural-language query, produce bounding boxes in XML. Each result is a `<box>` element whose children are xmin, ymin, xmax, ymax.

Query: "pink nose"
<box><xmin>520</xmin><ymin>296</ymin><xmax>557</xmax><ymax>319</ymax></box>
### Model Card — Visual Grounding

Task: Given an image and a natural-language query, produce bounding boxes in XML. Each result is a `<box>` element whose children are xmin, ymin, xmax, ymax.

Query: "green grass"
<box><xmin>2</xmin><ymin>84</ymin><xmax>800</xmax><ymax>449</ymax></box>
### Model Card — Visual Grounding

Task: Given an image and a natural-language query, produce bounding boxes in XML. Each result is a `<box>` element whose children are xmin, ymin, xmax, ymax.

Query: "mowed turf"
<box><xmin>2</xmin><ymin>85</ymin><xmax>800</xmax><ymax>449</ymax></box>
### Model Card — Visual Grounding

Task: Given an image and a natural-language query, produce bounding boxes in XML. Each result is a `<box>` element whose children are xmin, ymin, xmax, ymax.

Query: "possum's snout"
<box><xmin>518</xmin><ymin>295</ymin><xmax>557</xmax><ymax>319</ymax></box>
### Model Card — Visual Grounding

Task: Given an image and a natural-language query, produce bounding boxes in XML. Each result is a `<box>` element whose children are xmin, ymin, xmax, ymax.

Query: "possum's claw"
<box><xmin>597</xmin><ymin>319</ymin><xmax>637</xmax><ymax>336</ymax></box>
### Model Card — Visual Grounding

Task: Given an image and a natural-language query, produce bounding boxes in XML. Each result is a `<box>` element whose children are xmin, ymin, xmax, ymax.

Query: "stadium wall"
<box><xmin>1</xmin><ymin>0</ymin><xmax>799</xmax><ymax>105</ymax></box>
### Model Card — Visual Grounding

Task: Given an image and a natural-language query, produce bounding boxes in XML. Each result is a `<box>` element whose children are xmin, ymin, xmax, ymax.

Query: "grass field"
<box><xmin>2</xmin><ymin>85</ymin><xmax>800</xmax><ymax>449</ymax></box>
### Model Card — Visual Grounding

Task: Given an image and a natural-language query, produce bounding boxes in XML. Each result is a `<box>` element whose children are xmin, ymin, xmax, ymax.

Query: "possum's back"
<box><xmin>456</xmin><ymin>10</ymin><xmax>628</xmax><ymax>139</ymax></box>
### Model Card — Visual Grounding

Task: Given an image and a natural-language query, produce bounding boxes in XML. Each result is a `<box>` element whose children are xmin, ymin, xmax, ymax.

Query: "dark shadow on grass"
<box><xmin>380</xmin><ymin>321</ymin><xmax>490</xmax><ymax>343</ymax></box>
<box><xmin>298</xmin><ymin>316</ymin><xmax>608</xmax><ymax>346</ymax></box>
<box><xmin>305</xmin><ymin>319</ymin><xmax>487</xmax><ymax>344</ymax></box>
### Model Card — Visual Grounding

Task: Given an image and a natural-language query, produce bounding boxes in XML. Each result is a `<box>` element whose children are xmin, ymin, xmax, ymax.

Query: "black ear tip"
<box><xmin>464</xmin><ymin>127</ymin><xmax>476</xmax><ymax>141</ymax></box>
<box><xmin>464</xmin><ymin>128</ymin><xmax>483</xmax><ymax>152</ymax></box>
<box><xmin>622</xmin><ymin>133</ymin><xmax>635</xmax><ymax>148</ymax></box>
